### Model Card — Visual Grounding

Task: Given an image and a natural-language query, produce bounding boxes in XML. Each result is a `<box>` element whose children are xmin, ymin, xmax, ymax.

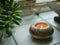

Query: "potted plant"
<box><xmin>0</xmin><ymin>0</ymin><xmax>21</xmax><ymax>37</ymax></box>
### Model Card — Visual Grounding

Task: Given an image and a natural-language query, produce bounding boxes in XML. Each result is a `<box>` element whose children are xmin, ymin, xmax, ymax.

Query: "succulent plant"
<box><xmin>0</xmin><ymin>0</ymin><xmax>21</xmax><ymax>36</ymax></box>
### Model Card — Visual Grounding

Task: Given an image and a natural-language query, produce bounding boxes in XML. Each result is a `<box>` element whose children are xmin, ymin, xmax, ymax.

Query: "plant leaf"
<box><xmin>12</xmin><ymin>2</ymin><xmax>19</xmax><ymax>12</ymax></box>
<box><xmin>6</xmin><ymin>27</ymin><xmax>12</xmax><ymax>36</ymax></box>
<box><xmin>13</xmin><ymin>19</ymin><xmax>20</xmax><ymax>25</ymax></box>
<box><xmin>9</xmin><ymin>0</ymin><xmax>14</xmax><ymax>7</ymax></box>
<box><xmin>13</xmin><ymin>15</ymin><xmax>21</xmax><ymax>20</ymax></box>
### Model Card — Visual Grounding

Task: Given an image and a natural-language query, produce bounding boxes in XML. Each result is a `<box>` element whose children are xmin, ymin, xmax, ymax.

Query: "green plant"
<box><xmin>0</xmin><ymin>0</ymin><xmax>21</xmax><ymax>36</ymax></box>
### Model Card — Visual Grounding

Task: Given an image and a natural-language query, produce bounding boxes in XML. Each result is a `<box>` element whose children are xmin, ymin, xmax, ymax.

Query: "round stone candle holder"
<box><xmin>29</xmin><ymin>22</ymin><xmax>54</xmax><ymax>39</ymax></box>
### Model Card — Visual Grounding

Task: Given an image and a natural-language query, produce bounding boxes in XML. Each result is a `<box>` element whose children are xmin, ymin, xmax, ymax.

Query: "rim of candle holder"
<box><xmin>32</xmin><ymin>22</ymin><xmax>49</xmax><ymax>29</ymax></box>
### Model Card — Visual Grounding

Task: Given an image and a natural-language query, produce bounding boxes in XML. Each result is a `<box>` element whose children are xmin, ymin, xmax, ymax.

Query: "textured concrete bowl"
<box><xmin>29</xmin><ymin>22</ymin><xmax>54</xmax><ymax>39</ymax></box>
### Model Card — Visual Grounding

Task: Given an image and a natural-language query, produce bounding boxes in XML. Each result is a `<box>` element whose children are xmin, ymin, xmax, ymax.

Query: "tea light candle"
<box><xmin>29</xmin><ymin>22</ymin><xmax>54</xmax><ymax>39</ymax></box>
<box><xmin>35</xmin><ymin>22</ymin><xmax>48</xmax><ymax>28</ymax></box>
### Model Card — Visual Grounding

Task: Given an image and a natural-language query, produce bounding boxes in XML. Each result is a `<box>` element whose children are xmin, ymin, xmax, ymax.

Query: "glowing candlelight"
<box><xmin>35</xmin><ymin>22</ymin><xmax>48</xmax><ymax>28</ymax></box>
<box><xmin>40</xmin><ymin>25</ymin><xmax>43</xmax><ymax>28</ymax></box>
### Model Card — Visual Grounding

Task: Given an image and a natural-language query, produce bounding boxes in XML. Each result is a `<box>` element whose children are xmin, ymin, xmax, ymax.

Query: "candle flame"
<box><xmin>40</xmin><ymin>25</ymin><xmax>43</xmax><ymax>28</ymax></box>
<box><xmin>35</xmin><ymin>22</ymin><xmax>48</xmax><ymax>28</ymax></box>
